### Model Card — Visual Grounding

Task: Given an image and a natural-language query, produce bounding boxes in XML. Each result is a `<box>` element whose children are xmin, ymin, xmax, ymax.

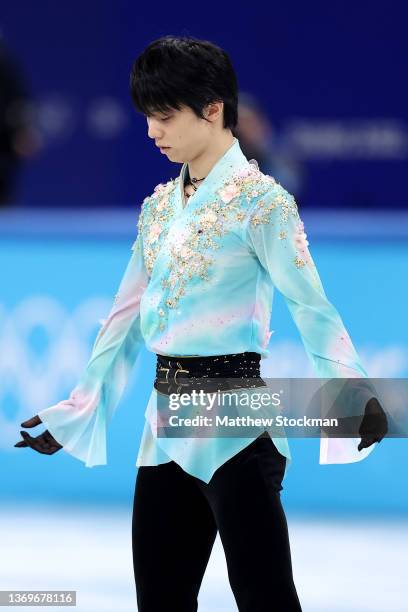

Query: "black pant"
<box><xmin>132</xmin><ymin>435</ymin><xmax>302</xmax><ymax>611</ymax></box>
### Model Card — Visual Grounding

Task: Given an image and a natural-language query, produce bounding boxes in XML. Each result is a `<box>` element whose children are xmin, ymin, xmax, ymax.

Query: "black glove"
<box><xmin>14</xmin><ymin>415</ymin><xmax>63</xmax><ymax>455</ymax></box>
<box><xmin>358</xmin><ymin>397</ymin><xmax>388</xmax><ymax>451</ymax></box>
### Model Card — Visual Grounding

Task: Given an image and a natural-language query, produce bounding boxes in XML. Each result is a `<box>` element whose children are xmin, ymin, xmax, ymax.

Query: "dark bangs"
<box><xmin>129</xmin><ymin>35</ymin><xmax>238</xmax><ymax>129</ymax></box>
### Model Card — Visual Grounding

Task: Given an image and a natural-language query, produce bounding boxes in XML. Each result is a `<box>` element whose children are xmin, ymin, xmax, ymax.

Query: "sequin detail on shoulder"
<box><xmin>137</xmin><ymin>178</ymin><xmax>179</xmax><ymax>275</ymax></box>
<box><xmin>131</xmin><ymin>196</ymin><xmax>149</xmax><ymax>253</ymax></box>
<box><xmin>249</xmin><ymin>183</ymin><xmax>299</xmax><ymax>228</ymax></box>
<box><xmin>226</xmin><ymin>164</ymin><xmax>277</xmax><ymax>205</ymax></box>
<box><xmin>248</xmin><ymin>183</ymin><xmax>321</xmax><ymax>284</ymax></box>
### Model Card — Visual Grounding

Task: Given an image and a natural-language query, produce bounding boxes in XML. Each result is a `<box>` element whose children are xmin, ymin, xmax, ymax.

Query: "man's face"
<box><xmin>146</xmin><ymin>104</ymin><xmax>212</xmax><ymax>164</ymax></box>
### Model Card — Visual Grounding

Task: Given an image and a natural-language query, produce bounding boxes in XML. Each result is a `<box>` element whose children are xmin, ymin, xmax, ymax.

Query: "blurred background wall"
<box><xmin>0</xmin><ymin>1</ymin><xmax>406</xmax><ymax>210</ymax></box>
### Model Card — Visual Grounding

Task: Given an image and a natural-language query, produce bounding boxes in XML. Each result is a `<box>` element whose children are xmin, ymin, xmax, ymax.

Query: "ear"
<box><xmin>204</xmin><ymin>101</ymin><xmax>224</xmax><ymax>123</ymax></box>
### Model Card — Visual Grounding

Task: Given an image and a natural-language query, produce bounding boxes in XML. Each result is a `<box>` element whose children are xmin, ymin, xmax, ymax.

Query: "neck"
<box><xmin>187</xmin><ymin>131</ymin><xmax>235</xmax><ymax>181</ymax></box>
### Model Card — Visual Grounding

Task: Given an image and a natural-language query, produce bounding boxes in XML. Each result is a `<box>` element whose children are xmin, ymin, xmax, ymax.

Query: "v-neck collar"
<box><xmin>176</xmin><ymin>137</ymin><xmax>248</xmax><ymax>213</ymax></box>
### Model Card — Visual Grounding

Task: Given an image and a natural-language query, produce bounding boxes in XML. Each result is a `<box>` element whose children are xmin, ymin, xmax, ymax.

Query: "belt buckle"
<box><xmin>157</xmin><ymin>361</ymin><xmax>190</xmax><ymax>386</ymax></box>
<box><xmin>157</xmin><ymin>364</ymin><xmax>170</xmax><ymax>383</ymax></box>
<box><xmin>173</xmin><ymin>361</ymin><xmax>190</xmax><ymax>385</ymax></box>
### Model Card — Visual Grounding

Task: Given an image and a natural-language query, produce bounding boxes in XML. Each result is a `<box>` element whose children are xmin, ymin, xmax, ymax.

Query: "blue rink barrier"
<box><xmin>0</xmin><ymin>208</ymin><xmax>407</xmax><ymax>515</ymax></box>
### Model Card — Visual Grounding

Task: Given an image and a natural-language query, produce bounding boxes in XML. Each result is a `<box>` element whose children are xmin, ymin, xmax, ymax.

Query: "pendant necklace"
<box><xmin>184</xmin><ymin>171</ymin><xmax>206</xmax><ymax>205</ymax></box>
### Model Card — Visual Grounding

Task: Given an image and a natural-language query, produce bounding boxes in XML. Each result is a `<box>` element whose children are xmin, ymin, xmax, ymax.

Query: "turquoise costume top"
<box><xmin>38</xmin><ymin>137</ymin><xmax>376</xmax><ymax>482</ymax></box>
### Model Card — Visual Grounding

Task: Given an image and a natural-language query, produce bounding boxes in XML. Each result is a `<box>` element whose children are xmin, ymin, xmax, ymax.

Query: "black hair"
<box><xmin>129</xmin><ymin>35</ymin><xmax>238</xmax><ymax>130</ymax></box>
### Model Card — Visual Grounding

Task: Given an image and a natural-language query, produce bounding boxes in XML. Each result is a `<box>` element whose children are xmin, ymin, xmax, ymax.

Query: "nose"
<box><xmin>147</xmin><ymin>117</ymin><xmax>163</xmax><ymax>140</ymax></box>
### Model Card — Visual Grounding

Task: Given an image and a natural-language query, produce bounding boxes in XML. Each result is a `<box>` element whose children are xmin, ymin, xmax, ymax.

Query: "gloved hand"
<box><xmin>14</xmin><ymin>415</ymin><xmax>63</xmax><ymax>455</ymax></box>
<box><xmin>358</xmin><ymin>397</ymin><xmax>388</xmax><ymax>451</ymax></box>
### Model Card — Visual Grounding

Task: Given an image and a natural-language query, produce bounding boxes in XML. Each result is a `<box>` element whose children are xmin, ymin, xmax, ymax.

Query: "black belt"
<box><xmin>154</xmin><ymin>351</ymin><xmax>266</xmax><ymax>395</ymax></box>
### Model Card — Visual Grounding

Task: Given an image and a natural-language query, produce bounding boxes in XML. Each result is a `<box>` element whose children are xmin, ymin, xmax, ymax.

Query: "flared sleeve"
<box><xmin>244</xmin><ymin>182</ymin><xmax>377</xmax><ymax>465</ymax></box>
<box><xmin>37</xmin><ymin>224</ymin><xmax>149</xmax><ymax>467</ymax></box>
